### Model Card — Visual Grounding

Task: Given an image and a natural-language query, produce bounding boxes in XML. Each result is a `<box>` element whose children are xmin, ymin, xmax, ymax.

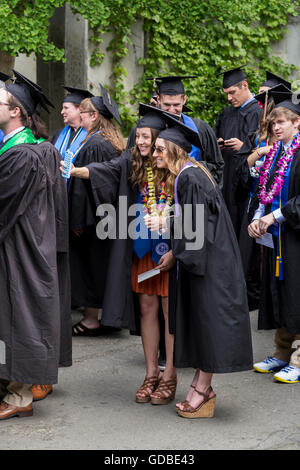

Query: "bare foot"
<box><xmin>176</xmin><ymin>370</ymin><xmax>199</xmax><ymax>410</ymax></box>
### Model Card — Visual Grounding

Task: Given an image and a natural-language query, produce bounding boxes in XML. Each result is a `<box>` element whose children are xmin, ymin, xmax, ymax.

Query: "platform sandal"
<box><xmin>177</xmin><ymin>386</ymin><xmax>216</xmax><ymax>419</ymax></box>
<box><xmin>136</xmin><ymin>374</ymin><xmax>161</xmax><ymax>403</ymax></box>
<box><xmin>150</xmin><ymin>376</ymin><xmax>177</xmax><ymax>405</ymax></box>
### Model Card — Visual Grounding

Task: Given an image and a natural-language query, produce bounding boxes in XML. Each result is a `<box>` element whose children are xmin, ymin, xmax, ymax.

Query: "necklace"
<box><xmin>258</xmin><ymin>132</ymin><xmax>300</xmax><ymax>205</ymax></box>
<box><xmin>142</xmin><ymin>163</ymin><xmax>173</xmax><ymax>216</ymax></box>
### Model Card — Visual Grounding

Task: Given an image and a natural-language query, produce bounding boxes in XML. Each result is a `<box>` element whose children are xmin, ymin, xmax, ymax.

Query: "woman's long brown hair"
<box><xmin>130</xmin><ymin>127</ymin><xmax>163</xmax><ymax>191</ymax></box>
<box><xmin>80</xmin><ymin>98</ymin><xmax>125</xmax><ymax>153</ymax></box>
<box><xmin>157</xmin><ymin>139</ymin><xmax>216</xmax><ymax>198</ymax></box>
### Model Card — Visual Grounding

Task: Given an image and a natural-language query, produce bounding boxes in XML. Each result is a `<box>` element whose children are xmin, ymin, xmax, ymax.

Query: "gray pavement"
<box><xmin>0</xmin><ymin>310</ymin><xmax>299</xmax><ymax>451</ymax></box>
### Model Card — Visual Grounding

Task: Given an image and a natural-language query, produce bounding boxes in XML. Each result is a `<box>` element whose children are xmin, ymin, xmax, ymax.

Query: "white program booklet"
<box><xmin>255</xmin><ymin>233</ymin><xmax>274</xmax><ymax>249</ymax></box>
<box><xmin>138</xmin><ymin>268</ymin><xmax>161</xmax><ymax>283</ymax></box>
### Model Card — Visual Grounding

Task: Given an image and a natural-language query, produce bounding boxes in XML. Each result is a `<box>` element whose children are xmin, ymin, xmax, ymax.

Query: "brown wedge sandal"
<box><xmin>175</xmin><ymin>385</ymin><xmax>195</xmax><ymax>410</ymax></box>
<box><xmin>136</xmin><ymin>375</ymin><xmax>161</xmax><ymax>403</ymax></box>
<box><xmin>150</xmin><ymin>377</ymin><xmax>177</xmax><ymax>405</ymax></box>
<box><xmin>177</xmin><ymin>386</ymin><xmax>216</xmax><ymax>419</ymax></box>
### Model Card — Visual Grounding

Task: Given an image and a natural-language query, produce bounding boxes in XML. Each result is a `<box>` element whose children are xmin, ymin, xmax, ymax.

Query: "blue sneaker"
<box><xmin>274</xmin><ymin>365</ymin><xmax>300</xmax><ymax>383</ymax></box>
<box><xmin>253</xmin><ymin>356</ymin><xmax>288</xmax><ymax>373</ymax></box>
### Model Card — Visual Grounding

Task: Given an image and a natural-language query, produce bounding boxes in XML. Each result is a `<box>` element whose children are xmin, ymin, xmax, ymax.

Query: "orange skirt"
<box><xmin>131</xmin><ymin>252</ymin><xmax>169</xmax><ymax>297</ymax></box>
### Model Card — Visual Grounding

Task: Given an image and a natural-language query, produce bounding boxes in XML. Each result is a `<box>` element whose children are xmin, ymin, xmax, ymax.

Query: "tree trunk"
<box><xmin>0</xmin><ymin>51</ymin><xmax>15</xmax><ymax>75</ymax></box>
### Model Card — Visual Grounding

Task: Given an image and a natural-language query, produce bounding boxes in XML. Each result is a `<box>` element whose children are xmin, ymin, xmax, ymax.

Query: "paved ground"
<box><xmin>0</xmin><ymin>310</ymin><xmax>299</xmax><ymax>451</ymax></box>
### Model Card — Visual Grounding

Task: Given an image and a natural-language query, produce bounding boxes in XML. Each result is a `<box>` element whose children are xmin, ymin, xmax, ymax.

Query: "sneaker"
<box><xmin>158</xmin><ymin>354</ymin><xmax>166</xmax><ymax>372</ymax></box>
<box><xmin>253</xmin><ymin>356</ymin><xmax>288</xmax><ymax>373</ymax></box>
<box><xmin>274</xmin><ymin>365</ymin><xmax>300</xmax><ymax>383</ymax></box>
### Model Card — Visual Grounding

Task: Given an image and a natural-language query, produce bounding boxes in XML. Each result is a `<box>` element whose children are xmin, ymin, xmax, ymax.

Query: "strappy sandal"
<box><xmin>136</xmin><ymin>375</ymin><xmax>161</xmax><ymax>403</ymax></box>
<box><xmin>175</xmin><ymin>385</ymin><xmax>195</xmax><ymax>410</ymax></box>
<box><xmin>72</xmin><ymin>321</ymin><xmax>120</xmax><ymax>337</ymax></box>
<box><xmin>150</xmin><ymin>376</ymin><xmax>177</xmax><ymax>405</ymax></box>
<box><xmin>177</xmin><ymin>386</ymin><xmax>216</xmax><ymax>419</ymax></box>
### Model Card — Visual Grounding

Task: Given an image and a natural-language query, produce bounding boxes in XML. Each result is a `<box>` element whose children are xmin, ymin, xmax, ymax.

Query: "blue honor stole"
<box><xmin>181</xmin><ymin>113</ymin><xmax>201</xmax><ymax>161</ymax></box>
<box><xmin>54</xmin><ymin>126</ymin><xmax>88</xmax><ymax>161</ymax></box>
<box><xmin>133</xmin><ymin>191</ymin><xmax>170</xmax><ymax>264</ymax></box>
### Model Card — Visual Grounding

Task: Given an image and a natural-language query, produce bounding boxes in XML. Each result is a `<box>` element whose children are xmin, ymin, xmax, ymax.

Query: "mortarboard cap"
<box><xmin>6</xmin><ymin>70</ymin><xmax>42</xmax><ymax>116</ymax></box>
<box><xmin>90</xmin><ymin>84</ymin><xmax>122</xmax><ymax>125</ymax></box>
<box><xmin>158</xmin><ymin>111</ymin><xmax>202</xmax><ymax>153</ymax></box>
<box><xmin>260</xmin><ymin>71</ymin><xmax>291</xmax><ymax>91</ymax></box>
<box><xmin>146</xmin><ymin>75</ymin><xmax>197</xmax><ymax>96</ymax></box>
<box><xmin>217</xmin><ymin>65</ymin><xmax>247</xmax><ymax>88</ymax></box>
<box><xmin>63</xmin><ymin>86</ymin><xmax>94</xmax><ymax>105</ymax></box>
<box><xmin>136</xmin><ymin>103</ymin><xmax>172</xmax><ymax>130</ymax></box>
<box><xmin>254</xmin><ymin>83</ymin><xmax>292</xmax><ymax>106</ymax></box>
<box><xmin>271</xmin><ymin>91</ymin><xmax>300</xmax><ymax>116</ymax></box>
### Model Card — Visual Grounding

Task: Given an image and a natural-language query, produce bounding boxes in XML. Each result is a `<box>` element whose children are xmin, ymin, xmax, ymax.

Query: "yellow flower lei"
<box><xmin>143</xmin><ymin>164</ymin><xmax>172</xmax><ymax>216</ymax></box>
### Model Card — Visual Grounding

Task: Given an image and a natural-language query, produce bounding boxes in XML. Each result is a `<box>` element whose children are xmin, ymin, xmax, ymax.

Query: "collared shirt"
<box><xmin>2</xmin><ymin>126</ymin><xmax>25</xmax><ymax>144</ymax></box>
<box><xmin>252</xmin><ymin>141</ymin><xmax>293</xmax><ymax>223</ymax></box>
<box><xmin>240</xmin><ymin>94</ymin><xmax>255</xmax><ymax>109</ymax></box>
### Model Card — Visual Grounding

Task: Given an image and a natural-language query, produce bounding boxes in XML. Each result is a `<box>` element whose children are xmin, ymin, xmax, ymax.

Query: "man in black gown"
<box><xmin>0</xmin><ymin>73</ymin><xmax>65</xmax><ymax>419</ymax></box>
<box><xmin>214</xmin><ymin>66</ymin><xmax>262</xmax><ymax>239</ymax></box>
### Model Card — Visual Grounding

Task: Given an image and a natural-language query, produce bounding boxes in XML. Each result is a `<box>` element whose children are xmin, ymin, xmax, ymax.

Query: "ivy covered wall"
<box><xmin>0</xmin><ymin>0</ymin><xmax>300</xmax><ymax>132</ymax></box>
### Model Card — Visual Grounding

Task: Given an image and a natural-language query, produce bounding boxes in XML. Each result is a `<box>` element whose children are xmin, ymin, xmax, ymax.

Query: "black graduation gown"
<box><xmin>0</xmin><ymin>143</ymin><xmax>61</xmax><ymax>384</ymax></box>
<box><xmin>36</xmin><ymin>141</ymin><xmax>72</xmax><ymax>367</ymax></box>
<box><xmin>126</xmin><ymin>118</ymin><xmax>224</xmax><ymax>187</ymax></box>
<box><xmin>68</xmin><ymin>134</ymin><xmax>120</xmax><ymax>308</ymax></box>
<box><xmin>170</xmin><ymin>166</ymin><xmax>253</xmax><ymax>372</ymax></box>
<box><xmin>214</xmin><ymin>100</ymin><xmax>262</xmax><ymax>237</ymax></box>
<box><xmin>87</xmin><ymin>150</ymin><xmax>138</xmax><ymax>331</ymax></box>
<box><xmin>233</xmin><ymin>134</ymin><xmax>262</xmax><ymax>310</ymax></box>
<box><xmin>249</xmin><ymin>147</ymin><xmax>300</xmax><ymax>334</ymax></box>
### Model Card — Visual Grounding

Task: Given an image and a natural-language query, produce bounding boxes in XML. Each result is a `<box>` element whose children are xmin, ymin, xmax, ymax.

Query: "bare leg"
<box><xmin>188</xmin><ymin>370</ymin><xmax>214</xmax><ymax>410</ymax></box>
<box><xmin>79</xmin><ymin>307</ymin><xmax>100</xmax><ymax>329</ymax></box>
<box><xmin>139</xmin><ymin>293</ymin><xmax>160</xmax><ymax>378</ymax></box>
<box><xmin>161</xmin><ymin>296</ymin><xmax>176</xmax><ymax>381</ymax></box>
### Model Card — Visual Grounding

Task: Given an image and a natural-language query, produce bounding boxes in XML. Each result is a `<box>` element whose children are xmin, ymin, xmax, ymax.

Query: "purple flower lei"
<box><xmin>258</xmin><ymin>132</ymin><xmax>300</xmax><ymax>205</ymax></box>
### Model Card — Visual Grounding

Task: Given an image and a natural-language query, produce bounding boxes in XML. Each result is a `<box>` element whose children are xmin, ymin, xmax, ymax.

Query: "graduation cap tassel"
<box><xmin>263</xmin><ymin>89</ymin><xmax>268</xmax><ymax>121</ymax></box>
<box><xmin>275</xmin><ymin>223</ymin><xmax>283</xmax><ymax>280</ymax></box>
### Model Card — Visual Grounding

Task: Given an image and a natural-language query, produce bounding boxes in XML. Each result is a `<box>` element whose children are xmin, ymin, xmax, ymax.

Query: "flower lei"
<box><xmin>142</xmin><ymin>164</ymin><xmax>173</xmax><ymax>216</ymax></box>
<box><xmin>258</xmin><ymin>132</ymin><xmax>300</xmax><ymax>205</ymax></box>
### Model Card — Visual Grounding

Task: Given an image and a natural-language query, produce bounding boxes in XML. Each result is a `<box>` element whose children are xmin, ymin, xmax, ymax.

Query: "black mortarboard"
<box><xmin>158</xmin><ymin>112</ymin><xmax>202</xmax><ymax>153</ymax></box>
<box><xmin>271</xmin><ymin>91</ymin><xmax>300</xmax><ymax>116</ymax></box>
<box><xmin>90</xmin><ymin>84</ymin><xmax>122</xmax><ymax>125</ymax></box>
<box><xmin>254</xmin><ymin>83</ymin><xmax>292</xmax><ymax>106</ymax></box>
<box><xmin>260</xmin><ymin>71</ymin><xmax>291</xmax><ymax>91</ymax></box>
<box><xmin>5</xmin><ymin>70</ymin><xmax>42</xmax><ymax>116</ymax></box>
<box><xmin>63</xmin><ymin>86</ymin><xmax>94</xmax><ymax>105</ymax></box>
<box><xmin>146</xmin><ymin>75</ymin><xmax>197</xmax><ymax>95</ymax></box>
<box><xmin>217</xmin><ymin>65</ymin><xmax>247</xmax><ymax>88</ymax></box>
<box><xmin>136</xmin><ymin>103</ymin><xmax>170</xmax><ymax>130</ymax></box>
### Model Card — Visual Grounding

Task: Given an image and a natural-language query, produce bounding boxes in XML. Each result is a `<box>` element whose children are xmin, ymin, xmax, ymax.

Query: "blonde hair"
<box><xmin>156</xmin><ymin>139</ymin><xmax>216</xmax><ymax>197</ymax></box>
<box><xmin>267</xmin><ymin>106</ymin><xmax>300</xmax><ymax>135</ymax></box>
<box><xmin>80</xmin><ymin>98</ymin><xmax>125</xmax><ymax>153</ymax></box>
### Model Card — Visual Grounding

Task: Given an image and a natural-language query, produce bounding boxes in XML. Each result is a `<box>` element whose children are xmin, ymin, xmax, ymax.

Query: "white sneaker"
<box><xmin>274</xmin><ymin>365</ymin><xmax>300</xmax><ymax>383</ymax></box>
<box><xmin>253</xmin><ymin>356</ymin><xmax>288</xmax><ymax>373</ymax></box>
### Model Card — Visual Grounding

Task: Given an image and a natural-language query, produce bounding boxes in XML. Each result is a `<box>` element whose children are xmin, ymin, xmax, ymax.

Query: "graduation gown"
<box><xmin>214</xmin><ymin>100</ymin><xmax>261</xmax><ymax>237</ymax></box>
<box><xmin>170</xmin><ymin>166</ymin><xmax>253</xmax><ymax>372</ymax></box>
<box><xmin>0</xmin><ymin>143</ymin><xmax>61</xmax><ymax>384</ymax></box>
<box><xmin>68</xmin><ymin>134</ymin><xmax>121</xmax><ymax>308</ymax></box>
<box><xmin>87</xmin><ymin>150</ymin><xmax>138</xmax><ymax>330</ymax></box>
<box><xmin>233</xmin><ymin>134</ymin><xmax>262</xmax><ymax>310</ymax></box>
<box><xmin>126</xmin><ymin>118</ymin><xmax>224</xmax><ymax>187</ymax></box>
<box><xmin>36</xmin><ymin>141</ymin><xmax>72</xmax><ymax>367</ymax></box>
<box><xmin>249</xmin><ymin>147</ymin><xmax>300</xmax><ymax>334</ymax></box>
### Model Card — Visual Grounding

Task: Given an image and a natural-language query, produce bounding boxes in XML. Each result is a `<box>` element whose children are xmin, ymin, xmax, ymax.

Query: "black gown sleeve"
<box><xmin>88</xmin><ymin>150</ymin><xmax>131</xmax><ymax>206</ymax></box>
<box><xmin>68</xmin><ymin>137</ymin><xmax>121</xmax><ymax>230</ymax></box>
<box><xmin>193</xmin><ymin>118</ymin><xmax>224</xmax><ymax>187</ymax></box>
<box><xmin>0</xmin><ymin>146</ymin><xmax>45</xmax><ymax>244</ymax></box>
<box><xmin>171</xmin><ymin>171</ymin><xmax>216</xmax><ymax>276</ymax></box>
